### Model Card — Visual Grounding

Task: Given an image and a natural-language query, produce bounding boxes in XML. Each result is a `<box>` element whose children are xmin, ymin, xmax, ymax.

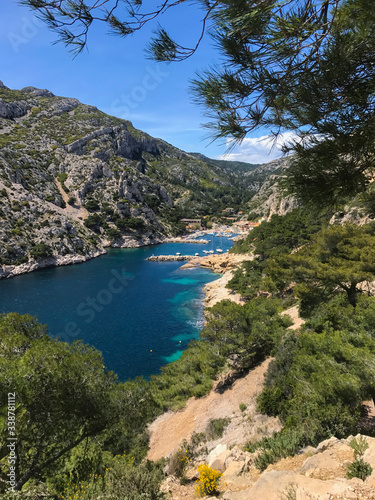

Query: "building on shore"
<box><xmin>180</xmin><ymin>218</ymin><xmax>202</xmax><ymax>229</ymax></box>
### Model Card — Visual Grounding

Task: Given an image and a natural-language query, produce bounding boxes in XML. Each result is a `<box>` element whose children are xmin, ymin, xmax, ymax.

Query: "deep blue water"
<box><xmin>0</xmin><ymin>235</ymin><xmax>234</xmax><ymax>380</ymax></box>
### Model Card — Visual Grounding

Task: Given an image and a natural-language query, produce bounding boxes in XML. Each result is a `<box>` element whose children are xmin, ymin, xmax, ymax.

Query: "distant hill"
<box><xmin>190</xmin><ymin>153</ymin><xmax>261</xmax><ymax>175</ymax></box>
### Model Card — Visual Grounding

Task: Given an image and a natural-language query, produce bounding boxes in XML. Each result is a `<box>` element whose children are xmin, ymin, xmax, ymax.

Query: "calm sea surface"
<box><xmin>0</xmin><ymin>236</ymin><xmax>234</xmax><ymax>380</ymax></box>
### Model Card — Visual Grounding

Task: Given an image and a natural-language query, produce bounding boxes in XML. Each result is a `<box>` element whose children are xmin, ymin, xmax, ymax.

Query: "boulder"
<box><xmin>223</xmin><ymin>470</ymin><xmax>358</xmax><ymax>500</ymax></box>
<box><xmin>207</xmin><ymin>444</ymin><xmax>231</xmax><ymax>472</ymax></box>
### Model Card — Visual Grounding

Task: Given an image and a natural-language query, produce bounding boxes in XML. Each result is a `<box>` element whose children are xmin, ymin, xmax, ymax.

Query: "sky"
<box><xmin>0</xmin><ymin>0</ymin><xmax>287</xmax><ymax>164</ymax></box>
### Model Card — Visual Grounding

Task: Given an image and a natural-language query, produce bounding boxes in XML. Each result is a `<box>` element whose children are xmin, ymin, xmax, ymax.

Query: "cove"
<box><xmin>0</xmin><ymin>236</ymin><xmax>234</xmax><ymax>381</ymax></box>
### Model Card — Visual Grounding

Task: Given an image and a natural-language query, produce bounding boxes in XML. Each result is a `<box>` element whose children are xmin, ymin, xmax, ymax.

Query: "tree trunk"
<box><xmin>347</xmin><ymin>283</ymin><xmax>358</xmax><ymax>307</ymax></box>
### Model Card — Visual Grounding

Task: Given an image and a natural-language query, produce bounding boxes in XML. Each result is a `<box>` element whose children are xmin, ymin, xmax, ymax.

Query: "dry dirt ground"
<box><xmin>282</xmin><ymin>305</ymin><xmax>305</xmax><ymax>330</ymax></box>
<box><xmin>147</xmin><ymin>358</ymin><xmax>279</xmax><ymax>462</ymax></box>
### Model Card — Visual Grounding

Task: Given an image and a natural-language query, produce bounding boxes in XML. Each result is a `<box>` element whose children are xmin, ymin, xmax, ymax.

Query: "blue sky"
<box><xmin>0</xmin><ymin>0</ymin><xmax>286</xmax><ymax>164</ymax></box>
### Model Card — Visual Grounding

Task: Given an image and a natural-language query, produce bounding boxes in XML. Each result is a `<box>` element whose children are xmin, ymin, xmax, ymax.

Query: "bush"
<box><xmin>206</xmin><ymin>418</ymin><xmax>230</xmax><ymax>440</ymax></box>
<box><xmin>116</xmin><ymin>216</ymin><xmax>145</xmax><ymax>232</ymax></box>
<box><xmin>59</xmin><ymin>455</ymin><xmax>165</xmax><ymax>500</ymax></box>
<box><xmin>347</xmin><ymin>437</ymin><xmax>373</xmax><ymax>481</ymax></box>
<box><xmin>246</xmin><ymin>429</ymin><xmax>306</xmax><ymax>471</ymax></box>
<box><xmin>84</xmin><ymin>214</ymin><xmax>104</xmax><ymax>233</ymax></box>
<box><xmin>239</xmin><ymin>403</ymin><xmax>247</xmax><ymax>412</ymax></box>
<box><xmin>347</xmin><ymin>458</ymin><xmax>373</xmax><ymax>481</ymax></box>
<box><xmin>85</xmin><ymin>199</ymin><xmax>100</xmax><ymax>211</ymax></box>
<box><xmin>57</xmin><ymin>172</ymin><xmax>68</xmax><ymax>183</ymax></box>
<box><xmin>168</xmin><ymin>448</ymin><xmax>189</xmax><ymax>478</ymax></box>
<box><xmin>107</xmin><ymin>228</ymin><xmax>121</xmax><ymax>240</ymax></box>
<box><xmin>30</xmin><ymin>243</ymin><xmax>53</xmax><ymax>259</ymax></box>
<box><xmin>195</xmin><ymin>464</ymin><xmax>222</xmax><ymax>496</ymax></box>
<box><xmin>68</xmin><ymin>196</ymin><xmax>76</xmax><ymax>206</ymax></box>
<box><xmin>115</xmin><ymin>217</ymin><xmax>129</xmax><ymax>232</ymax></box>
<box><xmin>127</xmin><ymin>217</ymin><xmax>145</xmax><ymax>230</ymax></box>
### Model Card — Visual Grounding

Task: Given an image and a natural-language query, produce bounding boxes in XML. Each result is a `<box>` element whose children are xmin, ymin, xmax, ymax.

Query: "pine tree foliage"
<box><xmin>19</xmin><ymin>0</ymin><xmax>375</xmax><ymax>202</ymax></box>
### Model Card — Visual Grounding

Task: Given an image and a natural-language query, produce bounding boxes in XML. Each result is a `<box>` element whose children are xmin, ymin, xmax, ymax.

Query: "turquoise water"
<box><xmin>0</xmin><ymin>236</ymin><xmax>234</xmax><ymax>380</ymax></box>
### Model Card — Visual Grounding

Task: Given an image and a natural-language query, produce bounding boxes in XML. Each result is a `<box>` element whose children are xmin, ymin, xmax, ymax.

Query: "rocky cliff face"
<box><xmin>243</xmin><ymin>157</ymin><xmax>300</xmax><ymax>219</ymax></box>
<box><xmin>0</xmin><ymin>82</ymin><xmax>259</xmax><ymax>277</ymax></box>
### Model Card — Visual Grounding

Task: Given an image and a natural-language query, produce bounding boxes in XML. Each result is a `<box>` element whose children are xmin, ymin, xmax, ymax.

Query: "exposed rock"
<box><xmin>0</xmin><ymin>98</ymin><xmax>31</xmax><ymax>119</ymax></box>
<box><xmin>164</xmin><ymin>237</ymin><xmax>209</xmax><ymax>244</ymax></box>
<box><xmin>21</xmin><ymin>86</ymin><xmax>55</xmax><ymax>97</ymax></box>
<box><xmin>146</xmin><ymin>255</ymin><xmax>194</xmax><ymax>262</ymax></box>
<box><xmin>221</xmin><ymin>436</ymin><xmax>375</xmax><ymax>500</ymax></box>
<box><xmin>207</xmin><ymin>445</ymin><xmax>231</xmax><ymax>472</ymax></box>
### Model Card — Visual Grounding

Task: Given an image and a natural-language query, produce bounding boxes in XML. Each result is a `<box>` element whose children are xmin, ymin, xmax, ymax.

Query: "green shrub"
<box><xmin>347</xmin><ymin>437</ymin><xmax>373</xmax><ymax>481</ymax></box>
<box><xmin>115</xmin><ymin>216</ymin><xmax>129</xmax><ymax>231</ymax></box>
<box><xmin>239</xmin><ymin>403</ymin><xmax>247</xmax><ymax>412</ymax></box>
<box><xmin>30</xmin><ymin>243</ymin><xmax>53</xmax><ymax>259</ymax></box>
<box><xmin>347</xmin><ymin>458</ymin><xmax>373</xmax><ymax>481</ymax></box>
<box><xmin>107</xmin><ymin>227</ymin><xmax>121</xmax><ymax>240</ymax></box>
<box><xmin>68</xmin><ymin>196</ymin><xmax>76</xmax><ymax>206</ymax></box>
<box><xmin>59</xmin><ymin>455</ymin><xmax>165</xmax><ymax>500</ymax></box>
<box><xmin>84</xmin><ymin>214</ymin><xmax>104</xmax><ymax>233</ymax></box>
<box><xmin>85</xmin><ymin>199</ymin><xmax>100</xmax><ymax>211</ymax></box>
<box><xmin>247</xmin><ymin>429</ymin><xmax>306</xmax><ymax>471</ymax></box>
<box><xmin>57</xmin><ymin>172</ymin><xmax>68</xmax><ymax>183</ymax></box>
<box><xmin>206</xmin><ymin>418</ymin><xmax>230</xmax><ymax>440</ymax></box>
<box><xmin>168</xmin><ymin>448</ymin><xmax>189</xmax><ymax>478</ymax></box>
<box><xmin>127</xmin><ymin>216</ymin><xmax>145</xmax><ymax>229</ymax></box>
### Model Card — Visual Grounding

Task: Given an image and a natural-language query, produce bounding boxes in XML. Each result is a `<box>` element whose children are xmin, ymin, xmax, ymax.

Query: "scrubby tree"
<box><xmin>275</xmin><ymin>223</ymin><xmax>375</xmax><ymax>308</ymax></box>
<box><xmin>257</xmin><ymin>296</ymin><xmax>375</xmax><ymax>440</ymax></box>
<box><xmin>202</xmin><ymin>297</ymin><xmax>291</xmax><ymax>369</ymax></box>
<box><xmin>0</xmin><ymin>313</ymin><xmax>125</xmax><ymax>491</ymax></box>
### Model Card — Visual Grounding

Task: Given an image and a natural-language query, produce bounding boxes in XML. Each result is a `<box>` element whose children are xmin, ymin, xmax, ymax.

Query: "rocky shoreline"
<box><xmin>0</xmin><ymin>249</ymin><xmax>106</xmax><ymax>279</ymax></box>
<box><xmin>146</xmin><ymin>255</ymin><xmax>195</xmax><ymax>262</ymax></box>
<box><xmin>163</xmin><ymin>237</ymin><xmax>209</xmax><ymax>244</ymax></box>
<box><xmin>179</xmin><ymin>253</ymin><xmax>254</xmax><ymax>309</ymax></box>
<box><xmin>0</xmin><ymin>234</ymin><xmax>165</xmax><ymax>280</ymax></box>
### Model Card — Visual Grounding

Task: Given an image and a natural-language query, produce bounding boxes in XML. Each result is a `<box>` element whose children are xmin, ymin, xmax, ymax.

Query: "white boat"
<box><xmin>216</xmin><ymin>248</ymin><xmax>223</xmax><ymax>253</ymax></box>
<box><xmin>195</xmin><ymin>253</ymin><xmax>199</xmax><ymax>256</ymax></box>
<box><xmin>203</xmin><ymin>250</ymin><xmax>209</xmax><ymax>254</ymax></box>
<box><xmin>176</xmin><ymin>252</ymin><xmax>181</xmax><ymax>256</ymax></box>
<box><xmin>209</xmin><ymin>250</ymin><xmax>214</xmax><ymax>254</ymax></box>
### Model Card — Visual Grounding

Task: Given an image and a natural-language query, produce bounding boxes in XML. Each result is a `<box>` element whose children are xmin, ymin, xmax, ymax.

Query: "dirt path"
<box><xmin>55</xmin><ymin>180</ymin><xmax>88</xmax><ymax>221</ymax></box>
<box><xmin>147</xmin><ymin>359</ymin><xmax>275</xmax><ymax>461</ymax></box>
<box><xmin>282</xmin><ymin>305</ymin><xmax>305</xmax><ymax>330</ymax></box>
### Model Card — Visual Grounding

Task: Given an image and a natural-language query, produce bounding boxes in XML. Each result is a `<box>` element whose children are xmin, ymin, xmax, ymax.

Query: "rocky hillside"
<box><xmin>0</xmin><ymin>81</ymin><xmax>272</xmax><ymax>277</ymax></box>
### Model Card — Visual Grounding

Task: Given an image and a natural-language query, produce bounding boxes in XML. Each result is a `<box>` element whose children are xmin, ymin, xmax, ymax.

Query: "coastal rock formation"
<box><xmin>146</xmin><ymin>255</ymin><xmax>194</xmax><ymax>262</ymax></box>
<box><xmin>180</xmin><ymin>252</ymin><xmax>253</xmax><ymax>273</ymax></box>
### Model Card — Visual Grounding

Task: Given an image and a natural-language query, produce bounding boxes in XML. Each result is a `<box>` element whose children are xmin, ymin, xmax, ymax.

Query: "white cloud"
<box><xmin>219</xmin><ymin>131</ymin><xmax>300</xmax><ymax>164</ymax></box>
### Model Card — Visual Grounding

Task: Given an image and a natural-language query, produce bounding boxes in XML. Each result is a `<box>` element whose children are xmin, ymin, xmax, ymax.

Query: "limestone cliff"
<box><xmin>0</xmin><ymin>82</ymin><xmax>260</xmax><ymax>277</ymax></box>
